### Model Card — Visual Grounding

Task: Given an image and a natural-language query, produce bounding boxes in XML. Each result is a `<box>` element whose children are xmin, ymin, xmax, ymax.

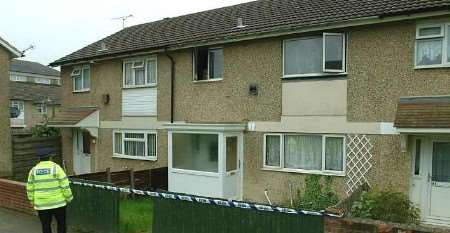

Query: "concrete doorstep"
<box><xmin>0</xmin><ymin>207</ymin><xmax>81</xmax><ymax>233</ymax></box>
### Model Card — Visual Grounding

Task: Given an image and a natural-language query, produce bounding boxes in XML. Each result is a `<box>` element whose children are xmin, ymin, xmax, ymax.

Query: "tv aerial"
<box><xmin>112</xmin><ymin>14</ymin><xmax>134</xmax><ymax>29</ymax></box>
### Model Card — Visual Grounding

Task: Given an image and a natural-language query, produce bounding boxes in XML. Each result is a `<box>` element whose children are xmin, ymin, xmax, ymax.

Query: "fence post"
<box><xmin>148</xmin><ymin>169</ymin><xmax>152</xmax><ymax>190</ymax></box>
<box><xmin>106</xmin><ymin>168</ymin><xmax>111</xmax><ymax>183</ymax></box>
<box><xmin>130</xmin><ymin>168</ymin><xmax>135</xmax><ymax>198</ymax></box>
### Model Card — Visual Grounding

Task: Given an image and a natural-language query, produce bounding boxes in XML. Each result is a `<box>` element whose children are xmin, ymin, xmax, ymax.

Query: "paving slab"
<box><xmin>0</xmin><ymin>207</ymin><xmax>81</xmax><ymax>233</ymax></box>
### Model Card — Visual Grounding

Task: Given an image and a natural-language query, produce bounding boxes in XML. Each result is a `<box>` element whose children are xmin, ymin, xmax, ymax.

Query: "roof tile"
<box><xmin>51</xmin><ymin>0</ymin><xmax>450</xmax><ymax>66</ymax></box>
<box><xmin>394</xmin><ymin>96</ymin><xmax>450</xmax><ymax>128</ymax></box>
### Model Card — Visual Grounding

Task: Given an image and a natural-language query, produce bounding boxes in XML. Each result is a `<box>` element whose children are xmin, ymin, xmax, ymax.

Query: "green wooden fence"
<box><xmin>12</xmin><ymin>136</ymin><xmax>62</xmax><ymax>181</ymax></box>
<box><xmin>152</xmin><ymin>198</ymin><xmax>324</xmax><ymax>233</ymax></box>
<box><xmin>68</xmin><ymin>179</ymin><xmax>120</xmax><ymax>233</ymax></box>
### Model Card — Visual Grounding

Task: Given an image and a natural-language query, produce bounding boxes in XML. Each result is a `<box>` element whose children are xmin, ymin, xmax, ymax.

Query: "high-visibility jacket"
<box><xmin>26</xmin><ymin>161</ymin><xmax>73</xmax><ymax>210</ymax></box>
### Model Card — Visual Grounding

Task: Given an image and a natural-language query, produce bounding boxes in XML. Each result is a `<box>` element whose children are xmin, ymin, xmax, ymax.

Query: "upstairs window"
<box><xmin>10</xmin><ymin>75</ymin><xmax>27</xmax><ymax>82</ymax></box>
<box><xmin>193</xmin><ymin>47</ymin><xmax>224</xmax><ymax>81</ymax></box>
<box><xmin>415</xmin><ymin>24</ymin><xmax>450</xmax><ymax>68</ymax></box>
<box><xmin>284</xmin><ymin>33</ymin><xmax>346</xmax><ymax>77</ymax></box>
<box><xmin>72</xmin><ymin>65</ymin><xmax>90</xmax><ymax>92</ymax></box>
<box><xmin>50</xmin><ymin>79</ymin><xmax>61</xmax><ymax>85</ymax></box>
<box><xmin>34</xmin><ymin>78</ymin><xmax>51</xmax><ymax>85</ymax></box>
<box><xmin>10</xmin><ymin>100</ymin><xmax>24</xmax><ymax>119</ymax></box>
<box><xmin>123</xmin><ymin>58</ymin><xmax>157</xmax><ymax>88</ymax></box>
<box><xmin>36</xmin><ymin>103</ymin><xmax>47</xmax><ymax>115</ymax></box>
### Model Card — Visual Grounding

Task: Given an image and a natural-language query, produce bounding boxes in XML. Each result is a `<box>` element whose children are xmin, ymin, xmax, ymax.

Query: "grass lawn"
<box><xmin>120</xmin><ymin>197</ymin><xmax>154</xmax><ymax>233</ymax></box>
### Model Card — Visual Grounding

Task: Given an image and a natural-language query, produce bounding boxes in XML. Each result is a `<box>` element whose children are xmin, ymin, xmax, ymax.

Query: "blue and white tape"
<box><xmin>70</xmin><ymin>180</ymin><xmax>342</xmax><ymax>217</ymax></box>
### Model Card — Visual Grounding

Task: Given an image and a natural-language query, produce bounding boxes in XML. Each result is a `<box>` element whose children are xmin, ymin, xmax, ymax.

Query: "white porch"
<box><xmin>165</xmin><ymin>123</ymin><xmax>245</xmax><ymax>200</ymax></box>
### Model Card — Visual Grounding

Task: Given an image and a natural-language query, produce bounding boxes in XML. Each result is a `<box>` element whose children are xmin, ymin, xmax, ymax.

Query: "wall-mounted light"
<box><xmin>249</xmin><ymin>84</ymin><xmax>258</xmax><ymax>96</ymax></box>
<box><xmin>102</xmin><ymin>94</ymin><xmax>110</xmax><ymax>105</ymax></box>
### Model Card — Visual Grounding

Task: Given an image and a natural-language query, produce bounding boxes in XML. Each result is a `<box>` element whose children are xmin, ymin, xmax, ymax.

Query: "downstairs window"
<box><xmin>264</xmin><ymin>134</ymin><xmax>345</xmax><ymax>175</ymax></box>
<box><xmin>113</xmin><ymin>130</ymin><xmax>157</xmax><ymax>160</ymax></box>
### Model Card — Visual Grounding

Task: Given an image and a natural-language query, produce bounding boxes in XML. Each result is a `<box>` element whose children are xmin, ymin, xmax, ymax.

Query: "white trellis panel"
<box><xmin>345</xmin><ymin>134</ymin><xmax>373</xmax><ymax>196</ymax></box>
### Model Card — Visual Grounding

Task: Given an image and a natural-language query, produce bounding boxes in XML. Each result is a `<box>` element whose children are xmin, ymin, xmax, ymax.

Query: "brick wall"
<box><xmin>0</xmin><ymin>178</ymin><xmax>34</xmax><ymax>215</ymax></box>
<box><xmin>325</xmin><ymin>216</ymin><xmax>450</xmax><ymax>233</ymax></box>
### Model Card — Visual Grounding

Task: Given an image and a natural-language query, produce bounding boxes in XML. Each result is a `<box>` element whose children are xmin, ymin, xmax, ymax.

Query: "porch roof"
<box><xmin>47</xmin><ymin>107</ymin><xmax>97</xmax><ymax>127</ymax></box>
<box><xmin>394</xmin><ymin>96</ymin><xmax>450</xmax><ymax>129</ymax></box>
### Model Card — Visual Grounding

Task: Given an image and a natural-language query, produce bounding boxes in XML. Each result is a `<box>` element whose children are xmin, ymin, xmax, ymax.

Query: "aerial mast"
<box><xmin>112</xmin><ymin>14</ymin><xmax>134</xmax><ymax>29</ymax></box>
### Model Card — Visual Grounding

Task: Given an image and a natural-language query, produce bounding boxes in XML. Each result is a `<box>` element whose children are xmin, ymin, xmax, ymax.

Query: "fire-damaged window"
<box><xmin>193</xmin><ymin>47</ymin><xmax>224</xmax><ymax>81</ymax></box>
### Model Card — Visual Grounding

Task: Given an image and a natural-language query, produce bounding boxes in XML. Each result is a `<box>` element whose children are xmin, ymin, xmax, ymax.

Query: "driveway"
<box><xmin>0</xmin><ymin>207</ymin><xmax>81</xmax><ymax>233</ymax></box>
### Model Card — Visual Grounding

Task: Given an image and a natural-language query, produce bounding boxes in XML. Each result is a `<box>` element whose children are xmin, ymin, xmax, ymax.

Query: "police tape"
<box><xmin>70</xmin><ymin>180</ymin><xmax>343</xmax><ymax>218</ymax></box>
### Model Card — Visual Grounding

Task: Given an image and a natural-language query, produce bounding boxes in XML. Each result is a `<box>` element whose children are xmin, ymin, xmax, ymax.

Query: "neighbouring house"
<box><xmin>9</xmin><ymin>59</ymin><xmax>61</xmax><ymax>129</ymax></box>
<box><xmin>49</xmin><ymin>0</ymin><xmax>450</xmax><ymax>226</ymax></box>
<box><xmin>0</xmin><ymin>36</ymin><xmax>22</xmax><ymax>177</ymax></box>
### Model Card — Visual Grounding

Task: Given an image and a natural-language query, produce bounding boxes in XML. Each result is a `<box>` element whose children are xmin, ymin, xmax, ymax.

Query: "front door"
<box><xmin>222</xmin><ymin>134</ymin><xmax>242</xmax><ymax>200</ymax></box>
<box><xmin>73</xmin><ymin>129</ymin><xmax>92</xmax><ymax>175</ymax></box>
<box><xmin>427</xmin><ymin>141</ymin><xmax>450</xmax><ymax>223</ymax></box>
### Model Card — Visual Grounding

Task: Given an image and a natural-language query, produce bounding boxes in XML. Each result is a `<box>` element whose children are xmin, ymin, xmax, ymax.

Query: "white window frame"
<box><xmin>415</xmin><ymin>23</ymin><xmax>449</xmax><ymax>69</ymax></box>
<box><xmin>263</xmin><ymin>133</ymin><xmax>283</xmax><ymax>169</ymax></box>
<box><xmin>36</xmin><ymin>103</ymin><xmax>48</xmax><ymax>115</ymax></box>
<box><xmin>10</xmin><ymin>100</ymin><xmax>25</xmax><ymax>119</ymax></box>
<box><xmin>112</xmin><ymin>130</ymin><xmax>158</xmax><ymax>161</ymax></box>
<box><xmin>72</xmin><ymin>65</ymin><xmax>90</xmax><ymax>92</ymax></box>
<box><xmin>10</xmin><ymin>75</ymin><xmax>27</xmax><ymax>82</ymax></box>
<box><xmin>122</xmin><ymin>57</ymin><xmax>158</xmax><ymax>88</ymax></box>
<box><xmin>192</xmin><ymin>47</ymin><xmax>224</xmax><ymax>82</ymax></box>
<box><xmin>283</xmin><ymin>33</ymin><xmax>347</xmax><ymax>78</ymax></box>
<box><xmin>323</xmin><ymin>33</ymin><xmax>347</xmax><ymax>73</ymax></box>
<box><xmin>34</xmin><ymin>78</ymin><xmax>51</xmax><ymax>85</ymax></box>
<box><xmin>263</xmin><ymin>133</ymin><xmax>346</xmax><ymax>176</ymax></box>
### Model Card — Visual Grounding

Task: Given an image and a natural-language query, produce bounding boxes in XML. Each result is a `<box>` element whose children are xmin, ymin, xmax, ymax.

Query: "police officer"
<box><xmin>26</xmin><ymin>148</ymin><xmax>73</xmax><ymax>233</ymax></box>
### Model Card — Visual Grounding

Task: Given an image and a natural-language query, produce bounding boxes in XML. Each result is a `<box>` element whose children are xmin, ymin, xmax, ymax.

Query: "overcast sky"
<box><xmin>0</xmin><ymin>0</ymin><xmax>254</xmax><ymax>66</ymax></box>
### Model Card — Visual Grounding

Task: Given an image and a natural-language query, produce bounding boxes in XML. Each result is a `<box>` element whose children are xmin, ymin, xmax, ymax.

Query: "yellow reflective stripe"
<box><xmin>34</xmin><ymin>187</ymin><xmax>63</xmax><ymax>192</ymax></box>
<box><xmin>34</xmin><ymin>200</ymin><xmax>67</xmax><ymax>209</ymax></box>
<box><xmin>28</xmin><ymin>177</ymin><xmax>68</xmax><ymax>184</ymax></box>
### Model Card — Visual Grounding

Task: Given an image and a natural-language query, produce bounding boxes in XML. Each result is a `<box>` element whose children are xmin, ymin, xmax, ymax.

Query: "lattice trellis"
<box><xmin>345</xmin><ymin>134</ymin><xmax>373</xmax><ymax>196</ymax></box>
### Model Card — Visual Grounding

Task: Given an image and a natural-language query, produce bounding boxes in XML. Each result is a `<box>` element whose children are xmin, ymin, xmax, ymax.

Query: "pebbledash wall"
<box><xmin>58</xmin><ymin>16</ymin><xmax>450</xmax><ymax>203</ymax></box>
<box><xmin>0</xmin><ymin>47</ymin><xmax>12</xmax><ymax>177</ymax></box>
<box><xmin>59</xmin><ymin>58</ymin><xmax>168</xmax><ymax>174</ymax></box>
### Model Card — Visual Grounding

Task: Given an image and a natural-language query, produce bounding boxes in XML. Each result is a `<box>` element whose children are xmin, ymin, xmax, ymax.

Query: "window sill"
<box><xmin>123</xmin><ymin>84</ymin><xmax>157</xmax><ymax>89</ymax></box>
<box><xmin>193</xmin><ymin>78</ymin><xmax>223</xmax><ymax>83</ymax></box>
<box><xmin>73</xmin><ymin>89</ymin><xmax>90</xmax><ymax>93</ymax></box>
<box><xmin>415</xmin><ymin>64</ymin><xmax>450</xmax><ymax>69</ymax></box>
<box><xmin>112</xmin><ymin>155</ymin><xmax>157</xmax><ymax>161</ymax></box>
<box><xmin>261</xmin><ymin>167</ymin><xmax>345</xmax><ymax>177</ymax></box>
<box><xmin>282</xmin><ymin>73</ymin><xmax>347</xmax><ymax>79</ymax></box>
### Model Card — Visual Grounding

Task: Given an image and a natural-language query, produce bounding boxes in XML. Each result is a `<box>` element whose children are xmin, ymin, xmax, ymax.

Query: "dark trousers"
<box><xmin>37</xmin><ymin>206</ymin><xmax>66</xmax><ymax>233</ymax></box>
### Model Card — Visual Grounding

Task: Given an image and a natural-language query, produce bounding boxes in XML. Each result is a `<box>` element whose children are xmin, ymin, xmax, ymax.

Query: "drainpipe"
<box><xmin>164</xmin><ymin>48</ymin><xmax>175</xmax><ymax>123</ymax></box>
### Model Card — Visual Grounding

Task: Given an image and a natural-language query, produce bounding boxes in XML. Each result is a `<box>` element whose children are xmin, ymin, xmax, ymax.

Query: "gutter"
<box><xmin>164</xmin><ymin>48</ymin><xmax>175</xmax><ymax>123</ymax></box>
<box><xmin>50</xmin><ymin>9</ymin><xmax>450</xmax><ymax>67</ymax></box>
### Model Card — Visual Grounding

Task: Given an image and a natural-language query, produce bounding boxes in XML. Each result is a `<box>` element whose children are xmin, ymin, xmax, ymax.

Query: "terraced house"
<box><xmin>50</xmin><ymin>0</ymin><xmax>450</xmax><ymax>226</ymax></box>
<box><xmin>9</xmin><ymin>59</ymin><xmax>61</xmax><ymax>129</ymax></box>
<box><xmin>0</xmin><ymin>36</ymin><xmax>22</xmax><ymax>177</ymax></box>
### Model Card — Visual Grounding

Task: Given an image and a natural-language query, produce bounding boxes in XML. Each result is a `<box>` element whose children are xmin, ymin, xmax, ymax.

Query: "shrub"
<box><xmin>351</xmin><ymin>190</ymin><xmax>420</xmax><ymax>224</ymax></box>
<box><xmin>31</xmin><ymin>124</ymin><xmax>60</xmax><ymax>137</ymax></box>
<box><xmin>293</xmin><ymin>175</ymin><xmax>339</xmax><ymax>211</ymax></box>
